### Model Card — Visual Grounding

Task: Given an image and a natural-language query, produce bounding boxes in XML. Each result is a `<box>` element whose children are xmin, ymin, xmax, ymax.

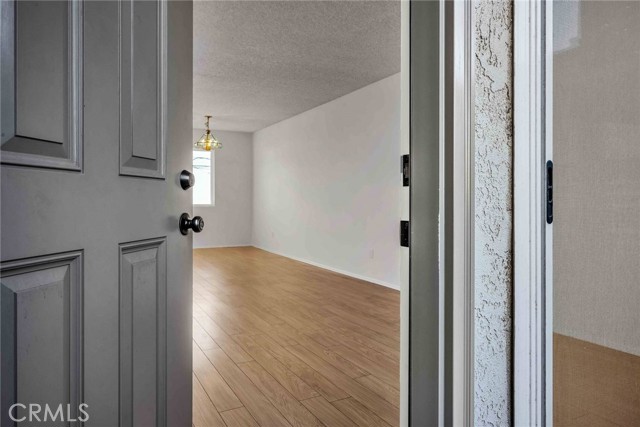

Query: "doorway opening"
<box><xmin>189</xmin><ymin>2</ymin><xmax>404</xmax><ymax>426</ymax></box>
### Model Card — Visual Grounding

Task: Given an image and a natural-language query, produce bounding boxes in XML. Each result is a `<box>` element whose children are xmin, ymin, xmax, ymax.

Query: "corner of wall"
<box><xmin>250</xmin><ymin>129</ymin><xmax>258</xmax><ymax>247</ymax></box>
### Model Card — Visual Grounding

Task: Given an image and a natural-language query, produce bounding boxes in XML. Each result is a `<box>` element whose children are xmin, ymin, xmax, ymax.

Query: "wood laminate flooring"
<box><xmin>554</xmin><ymin>333</ymin><xmax>640</xmax><ymax>427</ymax></box>
<box><xmin>192</xmin><ymin>247</ymin><xmax>400</xmax><ymax>427</ymax></box>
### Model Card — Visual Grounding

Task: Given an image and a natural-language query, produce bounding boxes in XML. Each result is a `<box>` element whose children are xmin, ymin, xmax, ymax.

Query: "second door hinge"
<box><xmin>401</xmin><ymin>154</ymin><xmax>410</xmax><ymax>187</ymax></box>
<box><xmin>400</xmin><ymin>220</ymin><xmax>410</xmax><ymax>247</ymax></box>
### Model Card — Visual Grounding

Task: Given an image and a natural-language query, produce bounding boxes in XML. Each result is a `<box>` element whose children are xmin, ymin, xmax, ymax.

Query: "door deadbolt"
<box><xmin>180</xmin><ymin>170</ymin><xmax>195</xmax><ymax>190</ymax></box>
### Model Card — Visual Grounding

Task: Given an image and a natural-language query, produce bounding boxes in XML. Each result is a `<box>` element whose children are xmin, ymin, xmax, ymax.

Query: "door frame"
<box><xmin>449</xmin><ymin>0</ymin><xmax>475</xmax><ymax>424</ymax></box>
<box><xmin>407</xmin><ymin>0</ymin><xmax>444</xmax><ymax>424</ymax></box>
<box><xmin>405</xmin><ymin>0</ymin><xmax>475</xmax><ymax>425</ymax></box>
<box><xmin>513</xmin><ymin>0</ymin><xmax>552</xmax><ymax>425</ymax></box>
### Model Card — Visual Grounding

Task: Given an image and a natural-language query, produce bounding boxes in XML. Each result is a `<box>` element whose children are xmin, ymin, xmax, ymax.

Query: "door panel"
<box><xmin>0</xmin><ymin>0</ymin><xmax>193</xmax><ymax>425</ymax></box>
<box><xmin>552</xmin><ymin>1</ymin><xmax>640</xmax><ymax>425</ymax></box>
<box><xmin>16</xmin><ymin>1</ymin><xmax>67</xmax><ymax>143</ymax></box>
<box><xmin>119</xmin><ymin>0</ymin><xmax>166</xmax><ymax>178</ymax></box>
<box><xmin>0</xmin><ymin>252</ymin><xmax>83</xmax><ymax>427</ymax></box>
<box><xmin>119</xmin><ymin>238</ymin><xmax>167</xmax><ymax>427</ymax></box>
<box><xmin>0</xmin><ymin>0</ymin><xmax>82</xmax><ymax>170</ymax></box>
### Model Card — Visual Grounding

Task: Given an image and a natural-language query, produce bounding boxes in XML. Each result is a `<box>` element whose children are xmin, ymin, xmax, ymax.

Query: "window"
<box><xmin>193</xmin><ymin>150</ymin><xmax>214</xmax><ymax>205</ymax></box>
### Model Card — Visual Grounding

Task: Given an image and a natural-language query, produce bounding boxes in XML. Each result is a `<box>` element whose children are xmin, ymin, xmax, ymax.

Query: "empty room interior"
<box><xmin>189</xmin><ymin>2</ymin><xmax>403</xmax><ymax>426</ymax></box>
<box><xmin>5</xmin><ymin>0</ymin><xmax>640</xmax><ymax>424</ymax></box>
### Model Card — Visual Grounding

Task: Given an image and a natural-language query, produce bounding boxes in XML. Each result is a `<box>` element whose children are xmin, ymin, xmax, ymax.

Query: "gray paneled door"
<box><xmin>0</xmin><ymin>1</ymin><xmax>193</xmax><ymax>426</ymax></box>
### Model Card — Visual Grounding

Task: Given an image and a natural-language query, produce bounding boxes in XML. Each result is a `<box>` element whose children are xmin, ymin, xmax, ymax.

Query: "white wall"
<box><xmin>252</xmin><ymin>74</ymin><xmax>401</xmax><ymax>289</ymax></box>
<box><xmin>193</xmin><ymin>129</ymin><xmax>253</xmax><ymax>248</ymax></box>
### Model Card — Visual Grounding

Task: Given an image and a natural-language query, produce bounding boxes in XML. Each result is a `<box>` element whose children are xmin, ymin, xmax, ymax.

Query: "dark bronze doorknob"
<box><xmin>179</xmin><ymin>213</ymin><xmax>204</xmax><ymax>235</ymax></box>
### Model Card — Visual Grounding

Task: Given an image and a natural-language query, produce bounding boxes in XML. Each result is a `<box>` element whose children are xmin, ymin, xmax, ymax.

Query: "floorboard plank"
<box><xmin>193</xmin><ymin>319</ymin><xmax>220</xmax><ymax>351</ymax></box>
<box><xmin>295</xmin><ymin>334</ymin><xmax>370</xmax><ymax>378</ymax></box>
<box><xmin>194</xmin><ymin>308</ymin><xmax>253</xmax><ymax>363</ymax></box>
<box><xmin>332</xmin><ymin>345</ymin><xmax>398</xmax><ymax>389</ymax></box>
<box><xmin>252</xmin><ymin>334</ymin><xmax>350</xmax><ymax>402</ymax></box>
<box><xmin>238</xmin><ymin>360</ymin><xmax>324</xmax><ymax>427</ymax></box>
<box><xmin>193</xmin><ymin>344</ymin><xmax>243</xmax><ymax>412</ymax></box>
<box><xmin>233</xmin><ymin>334</ymin><xmax>319</xmax><ymax>400</ymax></box>
<box><xmin>205</xmin><ymin>347</ymin><xmax>292</xmax><ymax>427</ymax></box>
<box><xmin>332</xmin><ymin>397</ymin><xmax>392</xmax><ymax>427</ymax></box>
<box><xmin>192</xmin><ymin>373</ymin><xmax>227</xmax><ymax>427</ymax></box>
<box><xmin>287</xmin><ymin>345</ymin><xmax>399</xmax><ymax>426</ymax></box>
<box><xmin>220</xmin><ymin>407</ymin><xmax>260</xmax><ymax>427</ymax></box>
<box><xmin>355</xmin><ymin>375</ymin><xmax>400</xmax><ymax>408</ymax></box>
<box><xmin>300</xmin><ymin>397</ymin><xmax>357</xmax><ymax>427</ymax></box>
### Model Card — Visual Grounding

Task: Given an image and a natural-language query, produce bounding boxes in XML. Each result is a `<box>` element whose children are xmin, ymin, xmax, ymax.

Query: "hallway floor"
<box><xmin>192</xmin><ymin>247</ymin><xmax>400</xmax><ymax>427</ymax></box>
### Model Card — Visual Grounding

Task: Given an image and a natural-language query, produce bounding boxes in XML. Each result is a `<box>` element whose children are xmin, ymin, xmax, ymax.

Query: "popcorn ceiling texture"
<box><xmin>474</xmin><ymin>0</ymin><xmax>513</xmax><ymax>425</ymax></box>
<box><xmin>193</xmin><ymin>1</ymin><xmax>400</xmax><ymax>132</ymax></box>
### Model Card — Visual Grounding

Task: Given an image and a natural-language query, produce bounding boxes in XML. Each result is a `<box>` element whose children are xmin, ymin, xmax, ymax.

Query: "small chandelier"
<box><xmin>194</xmin><ymin>115</ymin><xmax>222</xmax><ymax>151</ymax></box>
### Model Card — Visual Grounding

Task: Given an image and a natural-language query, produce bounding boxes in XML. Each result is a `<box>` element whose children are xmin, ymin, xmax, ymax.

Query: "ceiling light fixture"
<box><xmin>194</xmin><ymin>115</ymin><xmax>222</xmax><ymax>151</ymax></box>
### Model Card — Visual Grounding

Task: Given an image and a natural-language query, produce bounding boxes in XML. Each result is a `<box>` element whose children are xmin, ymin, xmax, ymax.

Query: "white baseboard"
<box><xmin>252</xmin><ymin>245</ymin><xmax>400</xmax><ymax>291</ymax></box>
<box><xmin>193</xmin><ymin>243</ymin><xmax>252</xmax><ymax>249</ymax></box>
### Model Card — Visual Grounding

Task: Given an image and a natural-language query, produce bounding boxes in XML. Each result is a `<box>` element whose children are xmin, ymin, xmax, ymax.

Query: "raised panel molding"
<box><xmin>119</xmin><ymin>0</ymin><xmax>167</xmax><ymax>179</ymax></box>
<box><xmin>0</xmin><ymin>0</ymin><xmax>83</xmax><ymax>171</ymax></box>
<box><xmin>119</xmin><ymin>237</ymin><xmax>167</xmax><ymax>427</ymax></box>
<box><xmin>0</xmin><ymin>250</ymin><xmax>84</xmax><ymax>427</ymax></box>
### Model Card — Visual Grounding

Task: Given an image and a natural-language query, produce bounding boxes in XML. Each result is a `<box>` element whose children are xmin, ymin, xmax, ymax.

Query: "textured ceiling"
<box><xmin>193</xmin><ymin>1</ymin><xmax>400</xmax><ymax>132</ymax></box>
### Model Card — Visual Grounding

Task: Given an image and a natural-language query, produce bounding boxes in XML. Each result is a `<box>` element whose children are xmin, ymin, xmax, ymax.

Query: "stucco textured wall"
<box><xmin>474</xmin><ymin>0</ymin><xmax>513</xmax><ymax>425</ymax></box>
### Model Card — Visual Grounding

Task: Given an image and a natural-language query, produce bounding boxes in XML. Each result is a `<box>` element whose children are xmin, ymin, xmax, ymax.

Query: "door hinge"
<box><xmin>401</xmin><ymin>154</ymin><xmax>410</xmax><ymax>187</ymax></box>
<box><xmin>400</xmin><ymin>220</ymin><xmax>410</xmax><ymax>247</ymax></box>
<box><xmin>546</xmin><ymin>160</ymin><xmax>553</xmax><ymax>224</ymax></box>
